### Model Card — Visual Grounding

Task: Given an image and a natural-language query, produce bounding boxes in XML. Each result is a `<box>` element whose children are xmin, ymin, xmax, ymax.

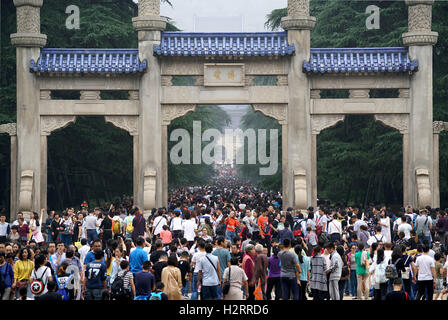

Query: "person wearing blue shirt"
<box><xmin>83</xmin><ymin>240</ymin><xmax>105</xmax><ymax>267</ymax></box>
<box><xmin>129</xmin><ymin>237</ymin><xmax>149</xmax><ymax>274</ymax></box>
<box><xmin>83</xmin><ymin>249</ymin><xmax>107</xmax><ymax>300</ymax></box>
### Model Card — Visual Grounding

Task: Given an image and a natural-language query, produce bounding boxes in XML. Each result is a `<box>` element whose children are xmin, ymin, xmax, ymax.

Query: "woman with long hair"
<box><xmin>13</xmin><ymin>247</ymin><xmax>34</xmax><ymax>299</ymax></box>
<box><xmin>30</xmin><ymin>253</ymin><xmax>52</xmax><ymax>298</ymax></box>
<box><xmin>161</xmin><ymin>254</ymin><xmax>183</xmax><ymax>300</ymax></box>
<box><xmin>56</xmin><ymin>261</ymin><xmax>74</xmax><ymax>300</ymax></box>
<box><xmin>131</xmin><ymin>207</ymin><xmax>146</xmax><ymax>242</ymax></box>
<box><xmin>29</xmin><ymin>211</ymin><xmax>44</xmax><ymax>245</ymax></box>
<box><xmin>100</xmin><ymin>212</ymin><xmax>113</xmax><ymax>248</ymax></box>
<box><xmin>369</xmin><ymin>248</ymin><xmax>388</xmax><ymax>300</ymax></box>
<box><xmin>337</xmin><ymin>245</ymin><xmax>349</xmax><ymax>300</ymax></box>
<box><xmin>310</xmin><ymin>245</ymin><xmax>328</xmax><ymax>300</ymax></box>
<box><xmin>295</xmin><ymin>244</ymin><xmax>311</xmax><ymax>300</ymax></box>
<box><xmin>110</xmin><ymin>247</ymin><xmax>125</xmax><ymax>285</ymax></box>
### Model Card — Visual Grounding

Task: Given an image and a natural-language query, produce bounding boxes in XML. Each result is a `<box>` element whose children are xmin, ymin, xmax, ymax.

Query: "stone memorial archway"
<box><xmin>5</xmin><ymin>0</ymin><xmax>444</xmax><ymax>219</ymax></box>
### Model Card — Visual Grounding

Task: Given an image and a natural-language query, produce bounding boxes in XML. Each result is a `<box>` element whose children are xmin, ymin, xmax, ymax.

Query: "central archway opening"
<box><xmin>167</xmin><ymin>104</ymin><xmax>283</xmax><ymax>207</ymax></box>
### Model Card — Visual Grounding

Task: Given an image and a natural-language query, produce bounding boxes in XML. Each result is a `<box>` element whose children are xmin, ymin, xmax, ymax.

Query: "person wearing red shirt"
<box><xmin>258</xmin><ymin>209</ymin><xmax>273</xmax><ymax>257</ymax></box>
<box><xmin>225</xmin><ymin>211</ymin><xmax>240</xmax><ymax>244</ymax></box>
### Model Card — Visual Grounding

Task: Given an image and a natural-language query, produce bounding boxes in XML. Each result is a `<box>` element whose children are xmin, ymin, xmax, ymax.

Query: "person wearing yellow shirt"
<box><xmin>13</xmin><ymin>247</ymin><xmax>34</xmax><ymax>299</ymax></box>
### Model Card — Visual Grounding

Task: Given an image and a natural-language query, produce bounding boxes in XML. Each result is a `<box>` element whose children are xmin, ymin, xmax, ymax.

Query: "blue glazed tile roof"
<box><xmin>304</xmin><ymin>47</ymin><xmax>418</xmax><ymax>74</ymax></box>
<box><xmin>154</xmin><ymin>32</ymin><xmax>295</xmax><ymax>57</ymax></box>
<box><xmin>30</xmin><ymin>48</ymin><xmax>147</xmax><ymax>74</ymax></box>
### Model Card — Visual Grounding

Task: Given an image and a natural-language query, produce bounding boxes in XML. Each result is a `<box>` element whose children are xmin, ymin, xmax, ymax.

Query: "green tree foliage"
<box><xmin>257</xmin><ymin>0</ymin><xmax>448</xmax><ymax>207</ymax></box>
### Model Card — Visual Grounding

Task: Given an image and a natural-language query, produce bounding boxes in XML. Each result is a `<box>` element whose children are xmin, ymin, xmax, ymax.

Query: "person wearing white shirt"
<box><xmin>78</xmin><ymin>239</ymin><xmax>91</xmax><ymax>265</ymax></box>
<box><xmin>182</xmin><ymin>212</ymin><xmax>198</xmax><ymax>246</ymax></box>
<box><xmin>328</xmin><ymin>216</ymin><xmax>342</xmax><ymax>242</ymax></box>
<box><xmin>314</xmin><ymin>209</ymin><xmax>328</xmax><ymax>235</ymax></box>
<box><xmin>84</xmin><ymin>211</ymin><xmax>99</xmax><ymax>245</ymax></box>
<box><xmin>353</xmin><ymin>216</ymin><xmax>367</xmax><ymax>238</ymax></box>
<box><xmin>398</xmin><ymin>216</ymin><xmax>413</xmax><ymax>240</ymax></box>
<box><xmin>170</xmin><ymin>211</ymin><xmax>183</xmax><ymax>239</ymax></box>
<box><xmin>0</xmin><ymin>214</ymin><xmax>11</xmax><ymax>243</ymax></box>
<box><xmin>413</xmin><ymin>246</ymin><xmax>436</xmax><ymax>300</ymax></box>
<box><xmin>152</xmin><ymin>214</ymin><xmax>167</xmax><ymax>237</ymax></box>
<box><xmin>12</xmin><ymin>212</ymin><xmax>27</xmax><ymax>226</ymax></box>
<box><xmin>383</xmin><ymin>242</ymin><xmax>393</xmax><ymax>264</ymax></box>
<box><xmin>368</xmin><ymin>226</ymin><xmax>386</xmax><ymax>247</ymax></box>
<box><xmin>242</xmin><ymin>210</ymin><xmax>255</xmax><ymax>234</ymax></box>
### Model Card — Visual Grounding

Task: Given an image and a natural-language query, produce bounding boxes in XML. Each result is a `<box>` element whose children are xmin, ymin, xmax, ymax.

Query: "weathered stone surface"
<box><xmin>132</xmin><ymin>16</ymin><xmax>167</xmax><ymax>32</ymax></box>
<box><xmin>252</xmin><ymin>104</ymin><xmax>287</xmax><ymax>125</ymax></box>
<box><xmin>311</xmin><ymin>115</ymin><xmax>345</xmax><ymax>135</ymax></box>
<box><xmin>374</xmin><ymin>114</ymin><xmax>410</xmax><ymax>134</ymax></box>
<box><xmin>143</xmin><ymin>170</ymin><xmax>157</xmax><ymax>215</ymax></box>
<box><xmin>0</xmin><ymin>123</ymin><xmax>17</xmax><ymax>136</ymax></box>
<box><xmin>138</xmin><ymin>0</ymin><xmax>160</xmax><ymax>16</ymax></box>
<box><xmin>294</xmin><ymin>169</ymin><xmax>307</xmax><ymax>209</ymax></box>
<box><xmin>416</xmin><ymin>168</ymin><xmax>432</xmax><ymax>208</ymax></box>
<box><xmin>281</xmin><ymin>16</ymin><xmax>316</xmax><ymax>30</ymax></box>
<box><xmin>10</xmin><ymin>33</ymin><xmax>47</xmax><ymax>47</ymax></box>
<box><xmin>80</xmin><ymin>90</ymin><xmax>101</xmax><ymax>100</ymax></box>
<box><xmin>161</xmin><ymin>104</ymin><xmax>196</xmax><ymax>125</ymax></box>
<box><xmin>402</xmin><ymin>31</ymin><xmax>438</xmax><ymax>46</ymax></box>
<box><xmin>288</xmin><ymin>0</ymin><xmax>310</xmax><ymax>16</ymax></box>
<box><xmin>105</xmin><ymin>116</ymin><xmax>139</xmax><ymax>136</ymax></box>
<box><xmin>433</xmin><ymin>121</ymin><xmax>448</xmax><ymax>133</ymax></box>
<box><xmin>40</xmin><ymin>116</ymin><xmax>76</xmax><ymax>136</ymax></box>
<box><xmin>18</xmin><ymin>170</ymin><xmax>34</xmax><ymax>212</ymax></box>
<box><xmin>349</xmin><ymin>89</ymin><xmax>370</xmax><ymax>99</ymax></box>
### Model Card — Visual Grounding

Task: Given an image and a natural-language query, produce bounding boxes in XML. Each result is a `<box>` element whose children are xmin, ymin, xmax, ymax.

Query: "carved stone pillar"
<box><xmin>10</xmin><ymin>0</ymin><xmax>47</xmax><ymax>47</ymax></box>
<box><xmin>403</xmin><ymin>0</ymin><xmax>437</xmax><ymax>207</ymax></box>
<box><xmin>104</xmin><ymin>116</ymin><xmax>140</xmax><ymax>206</ymax></box>
<box><xmin>402</xmin><ymin>0</ymin><xmax>438</xmax><ymax>46</ymax></box>
<box><xmin>281</xmin><ymin>0</ymin><xmax>316</xmax><ymax>30</ymax></box>
<box><xmin>12</xmin><ymin>0</ymin><xmax>46</xmax><ymax>215</ymax></box>
<box><xmin>281</xmin><ymin>0</ymin><xmax>315</xmax><ymax>209</ymax></box>
<box><xmin>133</xmin><ymin>0</ymin><xmax>166</xmax><ymax>211</ymax></box>
<box><xmin>0</xmin><ymin>124</ymin><xmax>18</xmax><ymax>220</ymax></box>
<box><xmin>132</xmin><ymin>0</ymin><xmax>167</xmax><ymax>36</ymax></box>
<box><xmin>374</xmin><ymin>114</ymin><xmax>411</xmax><ymax>206</ymax></box>
<box><xmin>433</xmin><ymin>121</ymin><xmax>448</xmax><ymax>207</ymax></box>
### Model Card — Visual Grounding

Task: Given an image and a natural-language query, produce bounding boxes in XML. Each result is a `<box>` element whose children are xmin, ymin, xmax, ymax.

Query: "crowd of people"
<box><xmin>1</xmin><ymin>167</ymin><xmax>448</xmax><ymax>301</ymax></box>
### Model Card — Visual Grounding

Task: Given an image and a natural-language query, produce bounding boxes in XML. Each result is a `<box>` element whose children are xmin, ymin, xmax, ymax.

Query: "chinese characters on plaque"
<box><xmin>204</xmin><ymin>64</ymin><xmax>245</xmax><ymax>87</ymax></box>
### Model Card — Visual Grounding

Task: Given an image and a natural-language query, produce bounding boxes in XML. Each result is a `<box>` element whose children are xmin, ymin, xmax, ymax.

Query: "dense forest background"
<box><xmin>0</xmin><ymin>0</ymin><xmax>447</xmax><ymax>215</ymax></box>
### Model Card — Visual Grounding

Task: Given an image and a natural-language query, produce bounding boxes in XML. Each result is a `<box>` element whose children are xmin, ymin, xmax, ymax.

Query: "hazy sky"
<box><xmin>158</xmin><ymin>0</ymin><xmax>287</xmax><ymax>32</ymax></box>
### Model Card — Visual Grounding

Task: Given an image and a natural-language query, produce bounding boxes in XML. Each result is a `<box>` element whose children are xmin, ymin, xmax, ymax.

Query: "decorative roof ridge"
<box><xmin>304</xmin><ymin>47</ymin><xmax>419</xmax><ymax>74</ymax></box>
<box><xmin>30</xmin><ymin>48</ymin><xmax>147</xmax><ymax>75</ymax></box>
<box><xmin>310</xmin><ymin>47</ymin><xmax>409</xmax><ymax>53</ymax></box>
<box><xmin>161</xmin><ymin>31</ymin><xmax>288</xmax><ymax>36</ymax></box>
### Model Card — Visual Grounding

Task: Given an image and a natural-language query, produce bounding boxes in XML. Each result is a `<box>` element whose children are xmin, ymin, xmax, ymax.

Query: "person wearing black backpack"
<box><xmin>111</xmin><ymin>260</ymin><xmax>135</xmax><ymax>300</ymax></box>
<box><xmin>30</xmin><ymin>254</ymin><xmax>52</xmax><ymax>299</ymax></box>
